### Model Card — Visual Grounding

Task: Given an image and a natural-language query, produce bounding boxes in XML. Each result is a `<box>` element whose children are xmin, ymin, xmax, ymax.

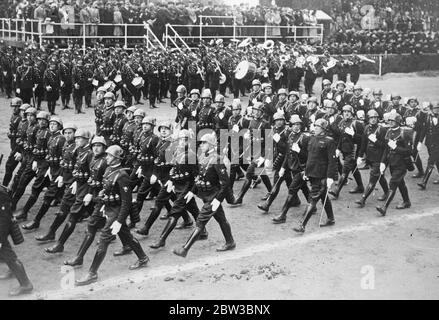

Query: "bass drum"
<box><xmin>234</xmin><ymin>61</ymin><xmax>257</xmax><ymax>81</ymax></box>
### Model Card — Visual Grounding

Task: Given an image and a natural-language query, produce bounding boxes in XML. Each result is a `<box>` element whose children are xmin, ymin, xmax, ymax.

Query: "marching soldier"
<box><xmin>83</xmin><ymin>59</ymin><xmax>95</xmax><ymax>109</ymax></box>
<box><xmin>355</xmin><ymin>109</ymin><xmax>389</xmax><ymax>208</ymax></box>
<box><xmin>63</xmin><ymin>136</ymin><xmax>108</xmax><ymax>267</ymax></box>
<box><xmin>320</xmin><ymin>79</ymin><xmax>335</xmax><ymax>104</ymax></box>
<box><xmin>33</xmin><ymin>59</ymin><xmax>45</xmax><ymax>110</ymax></box>
<box><xmin>100</xmin><ymin>92</ymin><xmax>116</xmax><ymax>145</ymax></box>
<box><xmin>377</xmin><ymin>113</ymin><xmax>413</xmax><ymax>216</ymax></box>
<box><xmin>35</xmin><ymin>123</ymin><xmax>78</xmax><ymax>242</ymax></box>
<box><xmin>283</xmin><ymin>91</ymin><xmax>305</xmax><ymax>122</ymax></box>
<box><xmin>59</xmin><ymin>55</ymin><xmax>73</xmax><ymax>110</ymax></box>
<box><xmin>173</xmin><ymin>133</ymin><xmax>235</xmax><ymax>257</ymax></box>
<box><xmin>197</xmin><ymin>89</ymin><xmax>216</xmax><ymax>132</ymax></box>
<box><xmin>119</xmin><ymin>106</ymin><xmax>138</xmax><ymax>160</ymax></box>
<box><xmin>258</xmin><ymin>111</ymin><xmax>292</xmax><ymax>212</ymax></box>
<box><xmin>75</xmin><ymin>145</ymin><xmax>149</xmax><ymax>286</ymax></box>
<box><xmin>294</xmin><ymin>118</ymin><xmax>337</xmax><ymax>233</ymax></box>
<box><xmin>94</xmin><ymin>86</ymin><xmax>107</xmax><ymax>135</ymax></box>
<box><xmin>348</xmin><ymin>84</ymin><xmax>369</xmax><ymax>113</ymax></box>
<box><xmin>272</xmin><ymin>115</ymin><xmax>310</xmax><ymax>223</ymax></box>
<box><xmin>329</xmin><ymin>105</ymin><xmax>365</xmax><ymax>199</ymax></box>
<box><xmin>22</xmin><ymin>115</ymin><xmax>65</xmax><ymax>230</ymax></box>
<box><xmin>109</xmin><ymin>101</ymin><xmax>128</xmax><ymax>146</ymax></box>
<box><xmin>248</xmin><ymin>79</ymin><xmax>262</xmax><ymax>107</ymax></box>
<box><xmin>260</xmin><ymin>82</ymin><xmax>277</xmax><ymax>123</ymax></box>
<box><xmin>173</xmin><ymin>85</ymin><xmax>192</xmax><ymax>130</ymax></box>
<box><xmin>3</xmin><ymin>98</ymin><xmax>23</xmax><ymax>187</ymax></box>
<box><xmin>213</xmin><ymin>94</ymin><xmax>232</xmax><ymax>136</ymax></box>
<box><xmin>369</xmin><ymin>88</ymin><xmax>387</xmax><ymax>119</ymax></box>
<box><xmin>333</xmin><ymin>81</ymin><xmax>350</xmax><ymax>111</ymax></box>
<box><xmin>72</xmin><ymin>59</ymin><xmax>86</xmax><ymax>114</ymax></box>
<box><xmin>15</xmin><ymin>57</ymin><xmax>34</xmax><ymax>104</ymax></box>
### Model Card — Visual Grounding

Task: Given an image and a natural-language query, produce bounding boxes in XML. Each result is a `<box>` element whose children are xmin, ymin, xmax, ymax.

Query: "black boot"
<box><xmin>216</xmin><ymin>220</ymin><xmax>235</xmax><ymax>252</ymax></box>
<box><xmin>293</xmin><ymin>202</ymin><xmax>316</xmax><ymax>233</ymax></box>
<box><xmin>22</xmin><ymin>201</ymin><xmax>51</xmax><ymax>230</ymax></box>
<box><xmin>328</xmin><ymin>174</ymin><xmax>347</xmax><ymax>200</ymax></box>
<box><xmin>45</xmin><ymin>221</ymin><xmax>76</xmax><ymax>253</ymax></box>
<box><xmin>64</xmin><ymin>233</ymin><xmax>95</xmax><ymax>267</ymax></box>
<box><xmin>376</xmin><ymin>189</ymin><xmax>397</xmax><ymax>216</ymax></box>
<box><xmin>75</xmin><ymin>250</ymin><xmax>106</xmax><ymax>286</ymax></box>
<box><xmin>349</xmin><ymin>170</ymin><xmax>364</xmax><ymax>194</ymax></box>
<box><xmin>35</xmin><ymin>213</ymin><xmax>66</xmax><ymax>242</ymax></box>
<box><xmin>8</xmin><ymin>259</ymin><xmax>33</xmax><ymax>296</ymax></box>
<box><xmin>136</xmin><ymin>207</ymin><xmax>160</xmax><ymax>236</ymax></box>
<box><xmin>257</xmin><ymin>192</ymin><xmax>274</xmax><ymax>212</ymax></box>
<box><xmin>173</xmin><ymin>227</ymin><xmax>202</xmax><ymax>258</ymax></box>
<box><xmin>128</xmin><ymin>237</ymin><xmax>149</xmax><ymax>270</ymax></box>
<box><xmin>113</xmin><ymin>245</ymin><xmax>133</xmax><ymax>256</ymax></box>
<box><xmin>396</xmin><ymin>182</ymin><xmax>411</xmax><ymax>209</ymax></box>
<box><xmin>272</xmin><ymin>194</ymin><xmax>294</xmax><ymax>224</ymax></box>
<box><xmin>417</xmin><ymin>165</ymin><xmax>434</xmax><ymax>190</ymax></box>
<box><xmin>14</xmin><ymin>195</ymin><xmax>37</xmax><ymax>221</ymax></box>
<box><xmin>355</xmin><ymin>183</ymin><xmax>374</xmax><ymax>208</ymax></box>
<box><xmin>233</xmin><ymin>179</ymin><xmax>251</xmax><ymax>205</ymax></box>
<box><xmin>378</xmin><ymin>176</ymin><xmax>389</xmax><ymax>201</ymax></box>
<box><xmin>320</xmin><ymin>198</ymin><xmax>335</xmax><ymax>227</ymax></box>
<box><xmin>150</xmin><ymin>217</ymin><xmax>177</xmax><ymax>249</ymax></box>
<box><xmin>175</xmin><ymin>211</ymin><xmax>194</xmax><ymax>229</ymax></box>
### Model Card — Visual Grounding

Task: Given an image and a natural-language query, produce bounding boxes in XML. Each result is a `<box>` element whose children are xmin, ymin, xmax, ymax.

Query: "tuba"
<box><xmin>323</xmin><ymin>57</ymin><xmax>338</xmax><ymax>73</ymax></box>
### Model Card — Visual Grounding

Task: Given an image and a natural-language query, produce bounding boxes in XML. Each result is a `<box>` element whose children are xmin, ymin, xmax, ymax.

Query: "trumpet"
<box><xmin>274</xmin><ymin>61</ymin><xmax>285</xmax><ymax>80</ymax></box>
<box><xmin>196</xmin><ymin>63</ymin><xmax>205</xmax><ymax>81</ymax></box>
<box><xmin>323</xmin><ymin>58</ymin><xmax>338</xmax><ymax>73</ymax></box>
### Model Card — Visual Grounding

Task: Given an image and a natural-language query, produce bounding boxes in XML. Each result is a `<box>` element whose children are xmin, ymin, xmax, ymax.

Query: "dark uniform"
<box><xmin>43</xmin><ymin>66</ymin><xmax>60</xmax><ymax>115</ymax></box>
<box><xmin>3</xmin><ymin>104</ymin><xmax>22</xmax><ymax>186</ymax></box>
<box><xmin>15</xmin><ymin>63</ymin><xmax>34</xmax><ymax>104</ymax></box>
<box><xmin>0</xmin><ymin>185</ymin><xmax>33</xmax><ymax>296</ymax></box>
<box><xmin>417</xmin><ymin>109</ymin><xmax>439</xmax><ymax>189</ymax></box>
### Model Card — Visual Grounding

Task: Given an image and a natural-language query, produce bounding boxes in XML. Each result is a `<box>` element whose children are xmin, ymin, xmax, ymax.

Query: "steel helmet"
<box><xmin>142</xmin><ymin>116</ymin><xmax>156</xmax><ymax>126</ymax></box>
<box><xmin>387</xmin><ymin>112</ymin><xmax>402</xmax><ymax>124</ymax></box>
<box><xmin>232</xmin><ymin>99</ymin><xmax>242</xmax><ymax>110</ymax></box>
<box><xmin>288</xmin><ymin>91</ymin><xmax>300</xmax><ymax>98</ymax></box>
<box><xmin>367</xmin><ymin>109</ymin><xmax>379</xmax><ymax>118</ymax></box>
<box><xmin>353</xmin><ymin>84</ymin><xmax>362</xmax><ymax>91</ymax></box>
<box><xmin>104</xmin><ymin>92</ymin><xmax>115</xmax><ymax>100</ymax></box>
<box><xmin>277</xmin><ymin>88</ymin><xmax>287</xmax><ymax>96</ymax></box>
<box><xmin>251</xmin><ymin>79</ymin><xmax>261</xmax><ymax>86</ymax></box>
<box><xmin>273</xmin><ymin>111</ymin><xmax>285</xmax><ymax>121</ymax></box>
<box><xmin>74</xmin><ymin>128</ymin><xmax>91</xmax><ymax>139</ymax></box>
<box><xmin>37</xmin><ymin>111</ymin><xmax>51</xmax><ymax>121</ymax></box>
<box><xmin>20</xmin><ymin>103</ymin><xmax>31</xmax><ymax>111</ymax></box>
<box><xmin>97</xmin><ymin>86</ymin><xmax>106</xmax><ymax>93</ymax></box>
<box><xmin>199</xmin><ymin>133</ymin><xmax>216</xmax><ymax>145</ymax></box>
<box><xmin>407</xmin><ymin>96</ymin><xmax>418</xmax><ymax>104</ymax></box>
<box><xmin>201</xmin><ymin>89</ymin><xmax>212</xmax><ymax>99</ymax></box>
<box><xmin>262</xmin><ymin>82</ymin><xmax>272</xmax><ymax>90</ymax></box>
<box><xmin>342</xmin><ymin>105</ymin><xmax>354</xmax><ymax>114</ymax></box>
<box><xmin>49</xmin><ymin>115</ymin><xmax>63</xmax><ymax>127</ymax></box>
<box><xmin>325</xmin><ymin>100</ymin><xmax>337</xmax><ymax>109</ymax></box>
<box><xmin>126</xmin><ymin>106</ymin><xmax>137</xmax><ymax>114</ymax></box>
<box><xmin>289</xmin><ymin>114</ymin><xmax>302</xmax><ymax>124</ymax></box>
<box><xmin>391</xmin><ymin>93</ymin><xmax>401</xmax><ymax>100</ymax></box>
<box><xmin>114</xmin><ymin>100</ymin><xmax>126</xmax><ymax>109</ymax></box>
<box><xmin>336</xmin><ymin>80</ymin><xmax>345</xmax><ymax>87</ymax></box>
<box><xmin>176</xmin><ymin>85</ymin><xmax>187</xmax><ymax>94</ymax></box>
<box><xmin>301</xmin><ymin>93</ymin><xmax>309</xmax><ymax>101</ymax></box>
<box><xmin>158</xmin><ymin>121</ymin><xmax>172</xmax><ymax>131</ymax></box>
<box><xmin>215</xmin><ymin>94</ymin><xmax>225</xmax><ymax>103</ymax></box>
<box><xmin>133</xmin><ymin>109</ymin><xmax>145</xmax><ymax>118</ymax></box>
<box><xmin>373</xmin><ymin>88</ymin><xmax>383</xmax><ymax>95</ymax></box>
<box><xmin>91</xmin><ymin>135</ymin><xmax>107</xmax><ymax>147</ymax></box>
<box><xmin>190</xmin><ymin>89</ymin><xmax>200</xmax><ymax>96</ymax></box>
<box><xmin>106</xmin><ymin>145</ymin><xmax>124</xmax><ymax>159</ymax></box>
<box><xmin>322</xmin><ymin>79</ymin><xmax>331</xmax><ymax>86</ymax></box>
<box><xmin>63</xmin><ymin>122</ymin><xmax>77</xmax><ymax>132</ymax></box>
<box><xmin>11</xmin><ymin>97</ymin><xmax>23</xmax><ymax>107</ymax></box>
<box><xmin>25</xmin><ymin>107</ymin><xmax>38</xmax><ymax>115</ymax></box>
<box><xmin>314</xmin><ymin>118</ymin><xmax>328</xmax><ymax>130</ymax></box>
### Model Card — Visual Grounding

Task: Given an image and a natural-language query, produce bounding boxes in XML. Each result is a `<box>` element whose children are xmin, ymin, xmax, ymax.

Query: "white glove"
<box><xmin>388</xmin><ymin>140</ymin><xmax>397</xmax><ymax>150</ymax></box>
<box><xmin>218</xmin><ymin>112</ymin><xmax>224</xmax><ymax>120</ymax></box>
<box><xmin>256</xmin><ymin>157</ymin><xmax>265</xmax><ymax>167</ymax></box>
<box><xmin>55</xmin><ymin>175</ymin><xmax>64</xmax><ymax>188</ymax></box>
<box><xmin>184</xmin><ymin>191</ymin><xmax>194</xmax><ymax>204</ymax></box>
<box><xmin>357</xmin><ymin>157</ymin><xmax>364</xmax><ymax>167</ymax></box>
<box><xmin>329</xmin><ymin>116</ymin><xmax>335</xmax><ymax>124</ymax></box>
<box><xmin>178</xmin><ymin>102</ymin><xmax>183</xmax><ymax>110</ymax></box>
<box><xmin>191</xmin><ymin>110</ymin><xmax>196</xmax><ymax>117</ymax></box>
<box><xmin>136</xmin><ymin>167</ymin><xmax>143</xmax><ymax>178</ymax></box>
<box><xmin>433</xmin><ymin>118</ymin><xmax>438</xmax><ymax>126</ymax></box>
<box><xmin>417</xmin><ymin>142</ymin><xmax>422</xmax><ymax>152</ymax></box>
<box><xmin>16</xmin><ymin>88</ymin><xmax>20</xmax><ymax>94</ymax></box>
<box><xmin>244</xmin><ymin>131</ymin><xmax>250</xmax><ymax>140</ymax></box>
<box><xmin>326</xmin><ymin>178</ymin><xmax>334</xmax><ymax>189</ymax></box>
<box><xmin>273</xmin><ymin>133</ymin><xmax>280</xmax><ymax>143</ymax></box>
<box><xmin>232</xmin><ymin>124</ymin><xmax>239</xmax><ymax>133</ymax></box>
<box><xmin>60</xmin><ymin>80</ymin><xmax>64</xmax><ymax>87</ymax></box>
<box><xmin>336</xmin><ymin>149</ymin><xmax>341</xmax><ymax>158</ymax></box>
<box><xmin>165</xmin><ymin>180</ymin><xmax>174</xmax><ymax>193</ymax></box>
<box><xmin>264</xmin><ymin>159</ymin><xmax>272</xmax><ymax>169</ymax></box>
<box><xmin>211</xmin><ymin>198</ymin><xmax>221</xmax><ymax>211</ymax></box>
<box><xmin>44</xmin><ymin>167</ymin><xmax>52</xmax><ymax>180</ymax></box>
<box><xmin>368</xmin><ymin>134</ymin><xmax>377</xmax><ymax>143</ymax></box>
<box><xmin>380</xmin><ymin>163</ymin><xmax>386</xmax><ymax>174</ymax></box>
<box><xmin>46</xmin><ymin>85</ymin><xmax>52</xmax><ymax>91</ymax></box>
<box><xmin>279</xmin><ymin>167</ymin><xmax>285</xmax><ymax>177</ymax></box>
<box><xmin>291</xmin><ymin>142</ymin><xmax>301</xmax><ymax>153</ymax></box>
<box><xmin>344</xmin><ymin>127</ymin><xmax>355</xmax><ymax>136</ymax></box>
<box><xmin>14</xmin><ymin>152</ymin><xmax>22</xmax><ymax>161</ymax></box>
<box><xmin>70</xmin><ymin>181</ymin><xmax>77</xmax><ymax>195</ymax></box>
<box><xmin>150</xmin><ymin>174</ymin><xmax>157</xmax><ymax>184</ymax></box>
<box><xmin>110</xmin><ymin>221</ymin><xmax>122</xmax><ymax>235</ymax></box>
<box><xmin>83</xmin><ymin>193</ymin><xmax>93</xmax><ymax>206</ymax></box>
<box><xmin>74</xmin><ymin>83</ymin><xmax>79</xmax><ymax>89</ymax></box>
<box><xmin>32</xmin><ymin>161</ymin><xmax>38</xmax><ymax>172</ymax></box>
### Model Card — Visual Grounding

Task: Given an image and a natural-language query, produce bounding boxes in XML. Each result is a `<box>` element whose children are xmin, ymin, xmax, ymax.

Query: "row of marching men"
<box><xmin>2</xmin><ymin>93</ymin><xmax>238</xmax><ymax>287</ymax></box>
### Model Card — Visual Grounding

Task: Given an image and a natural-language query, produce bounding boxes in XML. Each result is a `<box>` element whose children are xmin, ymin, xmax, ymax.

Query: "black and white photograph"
<box><xmin>0</xmin><ymin>0</ymin><xmax>438</xmax><ymax>304</ymax></box>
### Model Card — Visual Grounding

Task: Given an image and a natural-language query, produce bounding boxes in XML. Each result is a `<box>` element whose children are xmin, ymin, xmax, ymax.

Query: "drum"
<box><xmin>131</xmin><ymin>76</ymin><xmax>144</xmax><ymax>89</ymax></box>
<box><xmin>234</xmin><ymin>61</ymin><xmax>257</xmax><ymax>80</ymax></box>
<box><xmin>103</xmin><ymin>81</ymin><xmax>116</xmax><ymax>92</ymax></box>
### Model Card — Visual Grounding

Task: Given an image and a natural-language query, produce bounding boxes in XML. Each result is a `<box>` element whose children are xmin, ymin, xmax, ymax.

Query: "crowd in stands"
<box><xmin>1</xmin><ymin>0</ymin><xmax>438</xmax><ymax>54</ymax></box>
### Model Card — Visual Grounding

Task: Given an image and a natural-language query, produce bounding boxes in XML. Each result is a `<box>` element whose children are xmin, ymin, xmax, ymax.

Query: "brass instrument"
<box><xmin>215</xmin><ymin>60</ymin><xmax>227</xmax><ymax>84</ymax></box>
<box><xmin>274</xmin><ymin>61</ymin><xmax>285</xmax><ymax>80</ymax></box>
<box><xmin>196</xmin><ymin>63</ymin><xmax>205</xmax><ymax>81</ymax></box>
<box><xmin>323</xmin><ymin>57</ymin><xmax>338</xmax><ymax>73</ymax></box>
